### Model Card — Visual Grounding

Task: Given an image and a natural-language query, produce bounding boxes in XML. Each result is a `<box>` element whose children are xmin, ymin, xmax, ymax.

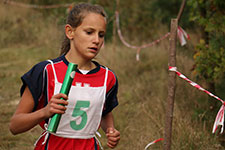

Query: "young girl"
<box><xmin>9</xmin><ymin>3</ymin><xmax>120</xmax><ymax>150</ymax></box>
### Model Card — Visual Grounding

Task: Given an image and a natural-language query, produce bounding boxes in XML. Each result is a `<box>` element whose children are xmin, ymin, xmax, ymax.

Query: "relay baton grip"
<box><xmin>47</xmin><ymin>63</ymin><xmax>77</xmax><ymax>133</ymax></box>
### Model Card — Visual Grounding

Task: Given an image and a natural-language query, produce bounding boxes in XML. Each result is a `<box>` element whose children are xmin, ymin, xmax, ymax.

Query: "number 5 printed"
<box><xmin>70</xmin><ymin>100</ymin><xmax>90</xmax><ymax>130</ymax></box>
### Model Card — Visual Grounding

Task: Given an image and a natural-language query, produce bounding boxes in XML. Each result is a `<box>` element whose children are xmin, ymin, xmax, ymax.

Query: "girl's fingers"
<box><xmin>107</xmin><ymin>143</ymin><xmax>114</xmax><ymax>149</ymax></box>
<box><xmin>106</xmin><ymin>129</ymin><xmax>120</xmax><ymax>140</ymax></box>
<box><xmin>51</xmin><ymin>93</ymin><xmax>68</xmax><ymax>101</ymax></box>
<box><xmin>107</xmin><ymin>139</ymin><xmax>118</xmax><ymax>146</ymax></box>
<box><xmin>107</xmin><ymin>136</ymin><xmax>120</xmax><ymax>142</ymax></box>
<box><xmin>44</xmin><ymin>94</ymin><xmax>69</xmax><ymax>117</ymax></box>
<box><xmin>107</xmin><ymin>136</ymin><xmax>120</xmax><ymax>148</ymax></box>
<box><xmin>50</xmin><ymin>93</ymin><xmax>68</xmax><ymax>105</ymax></box>
<box><xmin>106</xmin><ymin>129</ymin><xmax>120</xmax><ymax>148</ymax></box>
<box><xmin>107</xmin><ymin>140</ymin><xmax>119</xmax><ymax>149</ymax></box>
<box><xmin>50</xmin><ymin>102</ymin><xmax>67</xmax><ymax>111</ymax></box>
<box><xmin>50</xmin><ymin>98</ymin><xmax>68</xmax><ymax>106</ymax></box>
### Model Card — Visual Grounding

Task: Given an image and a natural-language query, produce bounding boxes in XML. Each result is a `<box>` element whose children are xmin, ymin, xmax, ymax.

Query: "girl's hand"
<box><xmin>43</xmin><ymin>93</ymin><xmax>68</xmax><ymax>118</ymax></box>
<box><xmin>106</xmin><ymin>127</ymin><xmax>120</xmax><ymax>149</ymax></box>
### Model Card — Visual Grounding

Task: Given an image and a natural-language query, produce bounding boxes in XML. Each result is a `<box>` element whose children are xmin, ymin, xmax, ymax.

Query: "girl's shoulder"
<box><xmin>100</xmin><ymin>65</ymin><xmax>117</xmax><ymax>80</ymax></box>
<box><xmin>93</xmin><ymin>61</ymin><xmax>117</xmax><ymax>77</ymax></box>
<box><xmin>98</xmin><ymin>64</ymin><xmax>118</xmax><ymax>90</ymax></box>
<box><xmin>31</xmin><ymin>55</ymin><xmax>65</xmax><ymax>72</ymax></box>
<box><xmin>32</xmin><ymin>60</ymin><xmax>50</xmax><ymax>71</ymax></box>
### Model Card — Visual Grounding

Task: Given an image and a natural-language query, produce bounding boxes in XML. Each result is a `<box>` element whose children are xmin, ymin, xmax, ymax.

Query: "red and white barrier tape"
<box><xmin>3</xmin><ymin>0</ymin><xmax>72</xmax><ymax>9</ymax></box>
<box><xmin>169</xmin><ymin>66</ymin><xmax>225</xmax><ymax>134</ymax></box>
<box><xmin>115</xmin><ymin>11</ymin><xmax>170</xmax><ymax>61</ymax></box>
<box><xmin>177</xmin><ymin>26</ymin><xmax>190</xmax><ymax>46</ymax></box>
<box><xmin>115</xmin><ymin>11</ymin><xmax>190</xmax><ymax>60</ymax></box>
<box><xmin>115</xmin><ymin>11</ymin><xmax>170</xmax><ymax>49</ymax></box>
<box><xmin>145</xmin><ymin>138</ymin><xmax>164</xmax><ymax>150</ymax></box>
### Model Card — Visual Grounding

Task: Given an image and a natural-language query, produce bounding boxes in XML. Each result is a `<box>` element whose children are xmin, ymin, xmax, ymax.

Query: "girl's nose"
<box><xmin>93</xmin><ymin>34</ymin><xmax>100</xmax><ymax>44</ymax></box>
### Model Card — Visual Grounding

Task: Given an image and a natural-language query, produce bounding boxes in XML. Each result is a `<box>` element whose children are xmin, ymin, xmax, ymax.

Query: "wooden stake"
<box><xmin>164</xmin><ymin>18</ymin><xmax>178</xmax><ymax>150</ymax></box>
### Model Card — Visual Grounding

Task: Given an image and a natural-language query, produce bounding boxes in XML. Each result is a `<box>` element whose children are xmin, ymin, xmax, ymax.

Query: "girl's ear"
<box><xmin>65</xmin><ymin>24</ymin><xmax>75</xmax><ymax>40</ymax></box>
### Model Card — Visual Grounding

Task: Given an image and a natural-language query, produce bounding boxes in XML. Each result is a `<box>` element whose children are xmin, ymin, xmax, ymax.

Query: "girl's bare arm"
<box><xmin>9</xmin><ymin>87</ymin><xmax>68</xmax><ymax>135</ymax></box>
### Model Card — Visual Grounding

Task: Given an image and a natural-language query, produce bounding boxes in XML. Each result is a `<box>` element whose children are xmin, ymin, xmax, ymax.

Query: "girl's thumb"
<box><xmin>107</xmin><ymin>127</ymin><xmax>114</xmax><ymax>134</ymax></box>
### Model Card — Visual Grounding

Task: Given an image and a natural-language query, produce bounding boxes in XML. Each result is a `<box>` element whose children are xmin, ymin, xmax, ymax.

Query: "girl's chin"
<box><xmin>84</xmin><ymin>53</ymin><xmax>98</xmax><ymax>60</ymax></box>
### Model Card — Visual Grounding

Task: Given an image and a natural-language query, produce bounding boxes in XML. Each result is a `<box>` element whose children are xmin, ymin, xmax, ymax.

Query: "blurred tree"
<box><xmin>189</xmin><ymin>0</ymin><xmax>225</xmax><ymax>90</ymax></box>
<box><xmin>189</xmin><ymin>0</ymin><xmax>225</xmax><ymax>116</ymax></box>
<box><xmin>149</xmin><ymin>0</ymin><xmax>191</xmax><ymax>28</ymax></box>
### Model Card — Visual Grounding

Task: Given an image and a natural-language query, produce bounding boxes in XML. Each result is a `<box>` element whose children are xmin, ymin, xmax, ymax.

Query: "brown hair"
<box><xmin>60</xmin><ymin>3</ymin><xmax>107</xmax><ymax>55</ymax></box>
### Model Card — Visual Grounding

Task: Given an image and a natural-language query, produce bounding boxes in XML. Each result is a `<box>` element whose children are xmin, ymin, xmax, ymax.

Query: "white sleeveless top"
<box><xmin>48</xmin><ymin>60</ymin><xmax>108</xmax><ymax>139</ymax></box>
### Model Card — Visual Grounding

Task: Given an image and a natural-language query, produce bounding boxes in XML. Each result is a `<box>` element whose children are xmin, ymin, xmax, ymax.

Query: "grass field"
<box><xmin>0</xmin><ymin>3</ymin><xmax>224</xmax><ymax>150</ymax></box>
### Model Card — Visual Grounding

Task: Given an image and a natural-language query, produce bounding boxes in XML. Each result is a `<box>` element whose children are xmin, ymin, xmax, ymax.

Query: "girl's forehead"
<box><xmin>82</xmin><ymin>12</ymin><xmax>106</xmax><ymax>22</ymax></box>
<box><xmin>79</xmin><ymin>13</ymin><xmax>106</xmax><ymax>30</ymax></box>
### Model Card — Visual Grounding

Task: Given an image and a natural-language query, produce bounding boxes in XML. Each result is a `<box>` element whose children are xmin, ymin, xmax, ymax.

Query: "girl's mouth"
<box><xmin>89</xmin><ymin>47</ymin><xmax>98</xmax><ymax>51</ymax></box>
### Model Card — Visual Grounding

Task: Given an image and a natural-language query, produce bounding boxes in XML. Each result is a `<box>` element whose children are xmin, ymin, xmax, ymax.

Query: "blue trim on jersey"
<box><xmin>94</xmin><ymin>138</ymin><xmax>98</xmax><ymax>150</ymax></box>
<box><xmin>44</xmin><ymin>134</ymin><xmax>50</xmax><ymax>150</ymax></box>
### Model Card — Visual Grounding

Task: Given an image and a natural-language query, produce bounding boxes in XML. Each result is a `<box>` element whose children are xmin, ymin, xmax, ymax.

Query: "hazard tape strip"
<box><xmin>3</xmin><ymin>0</ymin><xmax>72</xmax><ymax>9</ymax></box>
<box><xmin>177</xmin><ymin>26</ymin><xmax>190</xmax><ymax>46</ymax></box>
<box><xmin>115</xmin><ymin>11</ymin><xmax>170</xmax><ymax>61</ymax></box>
<box><xmin>115</xmin><ymin>11</ymin><xmax>190</xmax><ymax>61</ymax></box>
<box><xmin>145</xmin><ymin>138</ymin><xmax>164</xmax><ymax>150</ymax></box>
<box><xmin>169</xmin><ymin>66</ymin><xmax>225</xmax><ymax>134</ymax></box>
<box><xmin>115</xmin><ymin>11</ymin><xmax>170</xmax><ymax>49</ymax></box>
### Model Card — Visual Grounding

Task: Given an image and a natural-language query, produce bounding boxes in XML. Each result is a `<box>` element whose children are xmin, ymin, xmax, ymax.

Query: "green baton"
<box><xmin>47</xmin><ymin>63</ymin><xmax>77</xmax><ymax>133</ymax></box>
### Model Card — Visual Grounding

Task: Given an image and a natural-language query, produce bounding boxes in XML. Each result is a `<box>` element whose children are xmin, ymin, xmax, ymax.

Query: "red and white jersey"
<box><xmin>21</xmin><ymin>55</ymin><xmax>118</xmax><ymax>150</ymax></box>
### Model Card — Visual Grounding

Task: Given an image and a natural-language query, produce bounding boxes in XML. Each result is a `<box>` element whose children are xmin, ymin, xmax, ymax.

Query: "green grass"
<box><xmin>0</xmin><ymin>46</ymin><xmax>53</xmax><ymax>150</ymax></box>
<box><xmin>0</xmin><ymin>3</ymin><xmax>224</xmax><ymax>150</ymax></box>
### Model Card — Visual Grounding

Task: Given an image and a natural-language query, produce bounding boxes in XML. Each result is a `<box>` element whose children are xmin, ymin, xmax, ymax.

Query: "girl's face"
<box><xmin>70</xmin><ymin>12</ymin><xmax>106</xmax><ymax>61</ymax></box>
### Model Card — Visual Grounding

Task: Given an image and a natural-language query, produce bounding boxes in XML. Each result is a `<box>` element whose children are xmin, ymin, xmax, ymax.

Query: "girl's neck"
<box><xmin>65</xmin><ymin>51</ymin><xmax>96</xmax><ymax>70</ymax></box>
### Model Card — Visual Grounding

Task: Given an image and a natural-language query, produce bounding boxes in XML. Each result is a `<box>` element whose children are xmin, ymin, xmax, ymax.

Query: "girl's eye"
<box><xmin>86</xmin><ymin>31</ymin><xmax>92</xmax><ymax>35</ymax></box>
<box><xmin>99</xmin><ymin>33</ymin><xmax>105</xmax><ymax>38</ymax></box>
